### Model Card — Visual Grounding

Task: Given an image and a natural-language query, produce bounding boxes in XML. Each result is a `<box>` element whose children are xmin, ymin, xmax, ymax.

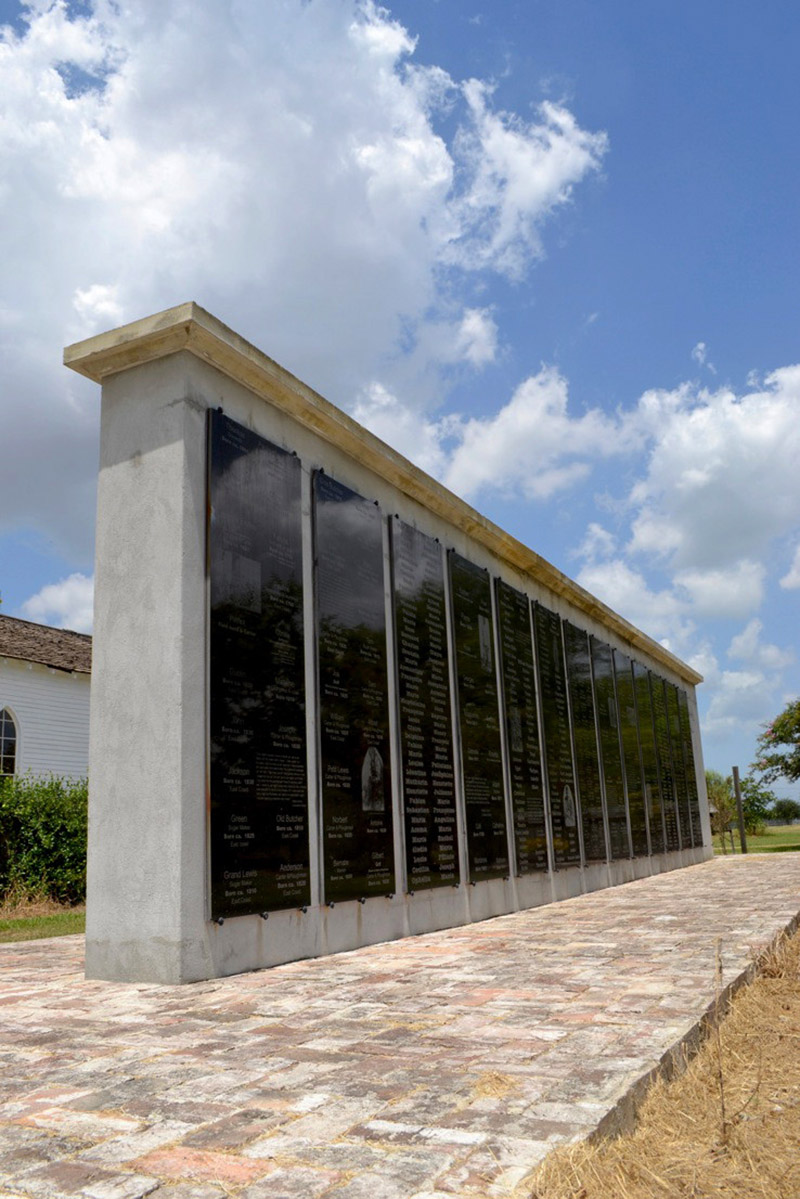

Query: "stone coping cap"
<box><xmin>64</xmin><ymin>301</ymin><xmax>702</xmax><ymax>686</ymax></box>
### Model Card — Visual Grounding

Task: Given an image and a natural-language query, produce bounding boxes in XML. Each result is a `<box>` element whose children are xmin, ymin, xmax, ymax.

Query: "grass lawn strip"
<box><xmin>714</xmin><ymin>823</ymin><xmax>800</xmax><ymax>855</ymax></box>
<box><xmin>0</xmin><ymin>897</ymin><xmax>85</xmax><ymax>943</ymax></box>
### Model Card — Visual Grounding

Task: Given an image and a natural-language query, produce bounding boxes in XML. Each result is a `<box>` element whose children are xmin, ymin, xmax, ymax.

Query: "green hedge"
<box><xmin>0</xmin><ymin>774</ymin><xmax>88</xmax><ymax>904</ymax></box>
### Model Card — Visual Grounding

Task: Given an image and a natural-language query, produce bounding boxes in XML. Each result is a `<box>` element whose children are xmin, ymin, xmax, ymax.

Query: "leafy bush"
<box><xmin>0</xmin><ymin>774</ymin><xmax>88</xmax><ymax>904</ymax></box>
<box><xmin>771</xmin><ymin>797</ymin><xmax>800</xmax><ymax>824</ymax></box>
<box><xmin>739</xmin><ymin>775</ymin><xmax>776</xmax><ymax>833</ymax></box>
<box><xmin>707</xmin><ymin>771</ymin><xmax>776</xmax><ymax>841</ymax></box>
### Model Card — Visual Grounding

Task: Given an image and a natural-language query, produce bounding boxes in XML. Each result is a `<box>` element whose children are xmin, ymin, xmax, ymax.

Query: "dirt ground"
<box><xmin>526</xmin><ymin>925</ymin><xmax>800</xmax><ymax>1199</ymax></box>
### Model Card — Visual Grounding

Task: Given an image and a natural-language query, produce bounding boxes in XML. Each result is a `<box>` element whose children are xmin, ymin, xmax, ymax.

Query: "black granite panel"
<box><xmin>496</xmin><ymin>580</ymin><xmax>548</xmax><ymax>874</ymax></box>
<box><xmin>563</xmin><ymin>621</ymin><xmax>607</xmax><ymax>863</ymax></box>
<box><xmin>534</xmin><ymin>603</ymin><xmax>581</xmax><ymax>866</ymax></box>
<box><xmin>391</xmin><ymin>519</ymin><xmax>458</xmax><ymax>890</ymax></box>
<box><xmin>208</xmin><ymin>410</ymin><xmax>309</xmax><ymax>919</ymax></box>
<box><xmin>315</xmin><ymin>472</ymin><xmax>394</xmax><ymax>902</ymax></box>
<box><xmin>678</xmin><ymin>688</ymin><xmax>704</xmax><ymax>845</ymax></box>
<box><xmin>632</xmin><ymin>661</ymin><xmax>665</xmax><ymax>854</ymax></box>
<box><xmin>650</xmin><ymin>673</ymin><xmax>681</xmax><ymax>851</ymax></box>
<box><xmin>449</xmin><ymin>553</ymin><xmax>509</xmax><ymax>881</ymax></box>
<box><xmin>592</xmin><ymin>639</ymin><xmax>631</xmax><ymax>859</ymax></box>
<box><xmin>614</xmin><ymin>650</ymin><xmax>649</xmax><ymax>857</ymax></box>
<box><xmin>666</xmin><ymin>682</ymin><xmax>691</xmax><ymax>848</ymax></box>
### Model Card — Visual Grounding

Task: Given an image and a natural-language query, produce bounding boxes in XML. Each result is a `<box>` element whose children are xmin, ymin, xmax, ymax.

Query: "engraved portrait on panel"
<box><xmin>361</xmin><ymin>745</ymin><xmax>385</xmax><ymax>812</ymax></box>
<box><xmin>563</xmin><ymin>783</ymin><xmax>577</xmax><ymax>828</ymax></box>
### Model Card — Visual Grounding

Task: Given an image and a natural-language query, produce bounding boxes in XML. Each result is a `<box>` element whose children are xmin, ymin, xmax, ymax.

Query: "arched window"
<box><xmin>0</xmin><ymin>708</ymin><xmax>17</xmax><ymax>777</ymax></box>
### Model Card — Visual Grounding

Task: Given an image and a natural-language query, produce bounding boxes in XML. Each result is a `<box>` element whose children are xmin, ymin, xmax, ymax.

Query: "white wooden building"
<box><xmin>0</xmin><ymin>615</ymin><xmax>91</xmax><ymax>780</ymax></box>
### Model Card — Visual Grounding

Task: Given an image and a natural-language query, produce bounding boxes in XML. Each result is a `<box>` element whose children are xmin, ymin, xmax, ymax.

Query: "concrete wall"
<box><xmin>70</xmin><ymin>305</ymin><xmax>711</xmax><ymax>984</ymax></box>
<box><xmin>0</xmin><ymin>657</ymin><xmax>90</xmax><ymax>779</ymax></box>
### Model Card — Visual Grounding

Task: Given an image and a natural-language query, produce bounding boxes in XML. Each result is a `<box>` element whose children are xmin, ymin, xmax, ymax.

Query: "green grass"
<box><xmin>0</xmin><ymin>908</ymin><xmax>85</xmax><ymax>943</ymax></box>
<box><xmin>713</xmin><ymin>823</ymin><xmax>800</xmax><ymax>855</ymax></box>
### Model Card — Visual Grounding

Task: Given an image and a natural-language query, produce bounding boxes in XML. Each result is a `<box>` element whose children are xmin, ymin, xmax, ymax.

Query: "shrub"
<box><xmin>739</xmin><ymin>775</ymin><xmax>776</xmax><ymax>834</ymax></box>
<box><xmin>0</xmin><ymin>774</ymin><xmax>88</xmax><ymax>904</ymax></box>
<box><xmin>771</xmin><ymin>797</ymin><xmax>800</xmax><ymax>824</ymax></box>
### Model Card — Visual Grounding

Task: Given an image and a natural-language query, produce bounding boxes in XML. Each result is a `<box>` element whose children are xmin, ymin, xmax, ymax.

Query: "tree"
<box><xmin>771</xmin><ymin>797</ymin><xmax>800</xmax><ymax>824</ymax></box>
<box><xmin>752</xmin><ymin>699</ymin><xmax>800</xmax><ymax>783</ymax></box>
<box><xmin>706</xmin><ymin>770</ymin><xmax>736</xmax><ymax>850</ymax></box>
<box><xmin>738</xmin><ymin>775</ymin><xmax>775</xmax><ymax>834</ymax></box>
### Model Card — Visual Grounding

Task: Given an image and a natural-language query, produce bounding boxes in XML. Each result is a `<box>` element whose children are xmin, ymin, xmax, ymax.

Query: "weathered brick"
<box><xmin>81</xmin><ymin>1174</ymin><xmax>160</xmax><ymax>1199</ymax></box>
<box><xmin>132</xmin><ymin>1147</ymin><xmax>274</xmax><ymax>1186</ymax></box>
<box><xmin>0</xmin><ymin>856</ymin><xmax>799</xmax><ymax>1199</ymax></box>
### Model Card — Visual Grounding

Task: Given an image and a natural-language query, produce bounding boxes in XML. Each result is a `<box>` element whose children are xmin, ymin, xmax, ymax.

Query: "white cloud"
<box><xmin>780</xmin><ymin>544</ymin><xmax>800</xmax><ymax>590</ymax></box>
<box><xmin>691</xmin><ymin>341</ymin><xmax>716</xmax><ymax>374</ymax></box>
<box><xmin>73</xmin><ymin>284</ymin><xmax>124</xmax><ymax>327</ymax></box>
<box><xmin>455</xmin><ymin>308</ymin><xmax>499</xmax><ymax>367</ymax></box>
<box><xmin>350</xmin><ymin>382</ymin><xmax>453</xmax><ymax>478</ymax></box>
<box><xmin>566</xmin><ymin>370</ymin><xmax>800</xmax><ymax>745</ymax></box>
<box><xmin>356</xmin><ymin>341</ymin><xmax>800</xmax><ymax>663</ymax></box>
<box><xmin>673</xmin><ymin>560</ymin><xmax>765</xmax><ymax>621</ymax></box>
<box><xmin>355</xmin><ymin>364</ymin><xmax>638</xmax><ymax>506</ymax></box>
<box><xmin>702</xmin><ymin>668</ymin><xmax>778</xmax><ymax>744</ymax></box>
<box><xmin>697</xmin><ymin>618</ymin><xmax>795</xmax><ymax>744</ymax></box>
<box><xmin>0</xmin><ymin>0</ymin><xmax>606</xmax><ymax>560</ymax></box>
<box><xmin>359</xmin><ymin>354</ymin><xmax>800</xmax><ymax>644</ymax></box>
<box><xmin>686</xmin><ymin>641</ymin><xmax>720</xmax><ymax>685</ymax></box>
<box><xmin>442</xmin><ymin>366</ymin><xmax>625</xmax><ymax>501</ymax></box>
<box><xmin>569</xmin><ymin>372</ymin><xmax>800</xmax><ymax>753</ymax></box>
<box><xmin>675</xmin><ymin>626</ymin><xmax>792</xmax><ymax>750</ymax></box>
<box><xmin>727</xmin><ymin>618</ymin><xmax>793</xmax><ymax>671</ymax></box>
<box><xmin>359</xmin><ymin>359</ymin><xmax>796</xmax><ymax>632</ymax></box>
<box><xmin>445</xmin><ymin>84</ymin><xmax>608</xmax><ymax>279</ymax></box>
<box><xmin>377</xmin><ymin>304</ymin><xmax>499</xmax><ymax>405</ymax></box>
<box><xmin>575</xmin><ymin>558</ymin><xmax>693</xmax><ymax>652</ymax></box>
<box><xmin>576</xmin><ymin>522</ymin><xmax>616</xmax><ymax>563</ymax></box>
<box><xmin>21</xmin><ymin>572</ymin><xmax>94</xmax><ymax>633</ymax></box>
<box><xmin>627</xmin><ymin>369</ymin><xmax>800</xmax><ymax>572</ymax></box>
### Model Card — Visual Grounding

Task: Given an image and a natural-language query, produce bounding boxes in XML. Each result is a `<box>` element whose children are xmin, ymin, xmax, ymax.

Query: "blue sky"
<box><xmin>1</xmin><ymin>0</ymin><xmax>798</xmax><ymax>791</ymax></box>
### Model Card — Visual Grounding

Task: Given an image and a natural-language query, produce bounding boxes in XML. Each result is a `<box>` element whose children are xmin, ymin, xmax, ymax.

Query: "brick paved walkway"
<box><xmin>1</xmin><ymin>854</ymin><xmax>799</xmax><ymax>1199</ymax></box>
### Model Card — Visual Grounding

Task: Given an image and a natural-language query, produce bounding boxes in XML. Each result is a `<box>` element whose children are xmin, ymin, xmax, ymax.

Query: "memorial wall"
<box><xmin>206</xmin><ymin>409</ymin><xmax>706</xmax><ymax>921</ymax></box>
<box><xmin>68</xmin><ymin>303</ymin><xmax>711</xmax><ymax>983</ymax></box>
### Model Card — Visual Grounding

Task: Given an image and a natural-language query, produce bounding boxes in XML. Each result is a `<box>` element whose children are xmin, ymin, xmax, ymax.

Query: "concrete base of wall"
<box><xmin>85</xmin><ymin>845</ymin><xmax>712</xmax><ymax>984</ymax></box>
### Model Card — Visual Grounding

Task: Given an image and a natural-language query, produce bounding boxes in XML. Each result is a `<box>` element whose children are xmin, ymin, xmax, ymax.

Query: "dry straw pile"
<box><xmin>527</xmin><ymin>926</ymin><xmax>800</xmax><ymax>1199</ymax></box>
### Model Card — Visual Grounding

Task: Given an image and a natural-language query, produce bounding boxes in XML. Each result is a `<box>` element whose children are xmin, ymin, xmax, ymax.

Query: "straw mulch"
<box><xmin>526</xmin><ymin>925</ymin><xmax>800</xmax><ymax>1199</ymax></box>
